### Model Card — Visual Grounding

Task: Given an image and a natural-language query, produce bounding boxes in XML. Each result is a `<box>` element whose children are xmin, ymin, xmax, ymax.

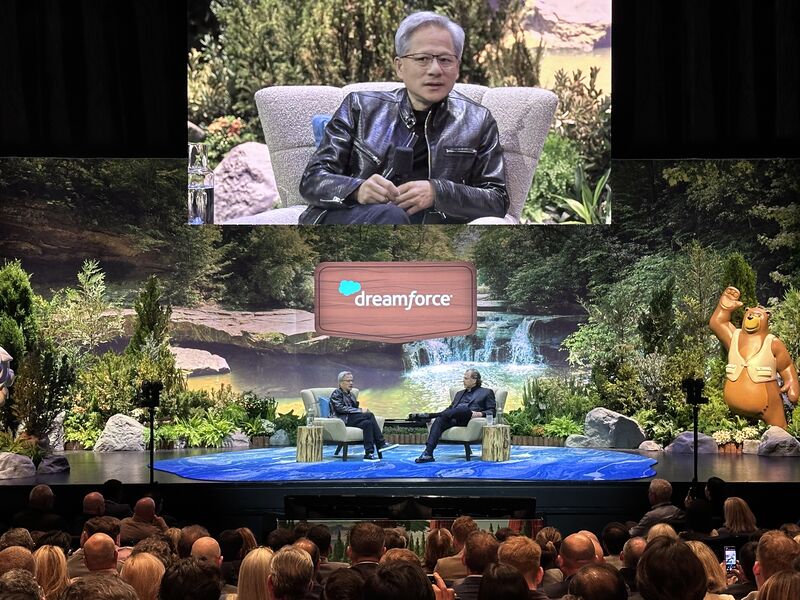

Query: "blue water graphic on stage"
<box><xmin>154</xmin><ymin>446</ymin><xmax>657</xmax><ymax>483</ymax></box>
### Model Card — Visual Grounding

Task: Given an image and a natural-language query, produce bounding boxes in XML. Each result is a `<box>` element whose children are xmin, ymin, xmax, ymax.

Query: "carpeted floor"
<box><xmin>153</xmin><ymin>445</ymin><xmax>657</xmax><ymax>483</ymax></box>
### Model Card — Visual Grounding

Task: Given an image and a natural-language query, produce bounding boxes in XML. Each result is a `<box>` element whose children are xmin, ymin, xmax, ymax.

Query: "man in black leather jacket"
<box><xmin>329</xmin><ymin>371</ymin><xmax>396</xmax><ymax>460</ymax></box>
<box><xmin>298</xmin><ymin>12</ymin><xmax>508</xmax><ymax>225</ymax></box>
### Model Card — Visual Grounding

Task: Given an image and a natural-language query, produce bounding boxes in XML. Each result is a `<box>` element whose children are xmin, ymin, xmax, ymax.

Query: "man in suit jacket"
<box><xmin>416</xmin><ymin>368</ymin><xmax>495</xmax><ymax>463</ymax></box>
<box><xmin>347</xmin><ymin>522</ymin><xmax>385</xmax><ymax>580</ymax></box>
<box><xmin>451</xmin><ymin>531</ymin><xmax>499</xmax><ymax>600</ymax></box>
<box><xmin>435</xmin><ymin>515</ymin><xmax>478</xmax><ymax>580</ymax></box>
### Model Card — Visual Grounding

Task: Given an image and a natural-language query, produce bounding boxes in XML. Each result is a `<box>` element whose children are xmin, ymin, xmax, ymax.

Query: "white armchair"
<box><xmin>433</xmin><ymin>387</ymin><xmax>508</xmax><ymax>460</ymax></box>
<box><xmin>223</xmin><ymin>82</ymin><xmax>557</xmax><ymax>224</ymax></box>
<box><xmin>300</xmin><ymin>387</ymin><xmax>386</xmax><ymax>460</ymax></box>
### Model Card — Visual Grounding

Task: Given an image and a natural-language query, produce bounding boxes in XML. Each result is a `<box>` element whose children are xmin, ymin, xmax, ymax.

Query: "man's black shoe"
<box><xmin>363</xmin><ymin>453</ymin><xmax>380</xmax><ymax>461</ymax></box>
<box><xmin>415</xmin><ymin>453</ymin><xmax>435</xmax><ymax>463</ymax></box>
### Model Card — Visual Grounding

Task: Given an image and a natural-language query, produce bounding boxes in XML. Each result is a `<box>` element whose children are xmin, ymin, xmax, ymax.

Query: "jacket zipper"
<box><xmin>352</xmin><ymin>138</ymin><xmax>380</xmax><ymax>166</ymax></box>
<box><xmin>445</xmin><ymin>147</ymin><xmax>478</xmax><ymax>155</ymax></box>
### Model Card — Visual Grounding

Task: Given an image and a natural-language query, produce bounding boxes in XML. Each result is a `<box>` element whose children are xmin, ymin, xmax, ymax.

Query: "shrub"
<box><xmin>0</xmin><ymin>260</ymin><xmax>38</xmax><ymax>348</ymax></box>
<box><xmin>522</xmin><ymin>132</ymin><xmax>582</xmax><ymax>223</ymax></box>
<box><xmin>204</xmin><ymin>115</ymin><xmax>258</xmax><ymax>166</ymax></box>
<box><xmin>543</xmin><ymin>416</ymin><xmax>583</xmax><ymax>438</ymax></box>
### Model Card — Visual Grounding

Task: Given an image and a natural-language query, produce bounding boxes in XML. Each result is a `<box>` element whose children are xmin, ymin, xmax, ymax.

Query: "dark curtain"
<box><xmin>613</xmin><ymin>0</ymin><xmax>800</xmax><ymax>158</ymax></box>
<box><xmin>0</xmin><ymin>0</ymin><xmax>185</xmax><ymax>157</ymax></box>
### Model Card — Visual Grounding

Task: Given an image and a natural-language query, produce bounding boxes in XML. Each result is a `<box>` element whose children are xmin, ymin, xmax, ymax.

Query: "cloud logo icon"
<box><xmin>338</xmin><ymin>280</ymin><xmax>362</xmax><ymax>296</ymax></box>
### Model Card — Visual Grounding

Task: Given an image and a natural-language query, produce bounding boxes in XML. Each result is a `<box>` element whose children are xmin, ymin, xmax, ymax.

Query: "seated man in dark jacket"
<box><xmin>329</xmin><ymin>371</ymin><xmax>396</xmax><ymax>461</ymax></box>
<box><xmin>298</xmin><ymin>11</ymin><xmax>508</xmax><ymax>225</ymax></box>
<box><xmin>415</xmin><ymin>368</ymin><xmax>495</xmax><ymax>463</ymax></box>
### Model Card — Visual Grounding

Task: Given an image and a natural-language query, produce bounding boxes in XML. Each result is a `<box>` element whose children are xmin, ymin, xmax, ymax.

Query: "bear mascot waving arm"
<box><xmin>709</xmin><ymin>286</ymin><xmax>799</xmax><ymax>429</ymax></box>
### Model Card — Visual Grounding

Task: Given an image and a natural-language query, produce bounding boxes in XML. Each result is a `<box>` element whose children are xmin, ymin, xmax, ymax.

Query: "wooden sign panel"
<box><xmin>315</xmin><ymin>262</ymin><xmax>477</xmax><ymax>343</ymax></box>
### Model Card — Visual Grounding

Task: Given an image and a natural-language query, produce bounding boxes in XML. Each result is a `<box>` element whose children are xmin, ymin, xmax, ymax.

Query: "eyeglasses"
<box><xmin>400</xmin><ymin>53</ymin><xmax>460</xmax><ymax>70</ymax></box>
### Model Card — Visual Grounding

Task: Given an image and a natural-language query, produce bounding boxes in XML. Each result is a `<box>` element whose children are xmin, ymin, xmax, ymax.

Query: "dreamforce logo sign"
<box><xmin>338</xmin><ymin>280</ymin><xmax>452</xmax><ymax>310</ymax></box>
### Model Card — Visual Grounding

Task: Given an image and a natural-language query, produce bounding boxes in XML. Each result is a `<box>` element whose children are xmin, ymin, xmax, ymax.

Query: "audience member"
<box><xmin>32</xmin><ymin>544</ymin><xmax>69</xmax><ymax>599</ymax></box>
<box><xmin>0</xmin><ymin>568</ymin><xmax>43</xmax><ymax>600</ymax></box>
<box><xmin>383</xmin><ymin>528</ymin><xmax>407</xmax><ymax>550</ymax></box>
<box><xmin>718</xmin><ymin>498</ymin><xmax>758</xmax><ymax>537</ymax></box>
<box><xmin>219</xmin><ymin>529</ymin><xmax>245</xmax><ymax>587</ymax></box>
<box><xmin>435</xmin><ymin>516</ymin><xmax>477</xmax><ymax>580</ymax></box>
<box><xmin>178</xmin><ymin>524</ymin><xmax>210</xmax><ymax>558</ymax></box>
<box><xmin>636</xmin><ymin>537</ymin><xmax>708</xmax><ymax>600</ymax></box>
<box><xmin>192</xmin><ymin>536</ymin><xmax>223</xmax><ymax>568</ymax></box>
<box><xmin>646</xmin><ymin>523</ymin><xmax>678</xmax><ymax>543</ymax></box>
<box><xmin>778</xmin><ymin>522</ymin><xmax>800</xmax><ymax>539</ymax></box>
<box><xmin>497</xmin><ymin>534</ymin><xmax>546</xmax><ymax>599</ymax></box>
<box><xmin>629</xmin><ymin>479</ymin><xmax>686</xmax><ymax>537</ymax></box>
<box><xmin>743</xmin><ymin>530</ymin><xmax>800</xmax><ymax>600</ymax></box>
<box><xmin>347</xmin><ymin>522</ymin><xmax>385</xmax><ymax>579</ymax></box>
<box><xmin>295</xmin><ymin>522</ymin><xmax>313</xmax><ymax>539</ymax></box>
<box><xmin>61</xmin><ymin>573</ymin><xmax>139</xmax><ymax>600</ymax></box>
<box><xmin>294</xmin><ymin>537</ymin><xmax>324</xmax><ymax>598</ymax></box>
<box><xmin>567</xmin><ymin>563</ymin><xmax>627</xmax><ymax>600</ymax></box>
<box><xmin>681</xmin><ymin>499</ymin><xmax>718</xmax><ymax>540</ymax></box>
<box><xmin>380</xmin><ymin>547</ymin><xmax>423</xmax><ymax>567</ymax></box>
<box><xmin>269</xmin><ymin>527</ymin><xmax>298</xmax><ymax>552</ymax></box>
<box><xmin>619</xmin><ymin>536</ymin><xmax>647</xmax><ymax>593</ymax></box>
<box><xmin>495</xmin><ymin>527</ymin><xmax>521</xmax><ymax>543</ymax></box>
<box><xmin>238</xmin><ymin>527</ymin><xmax>258</xmax><ymax>556</ymax></box>
<box><xmin>164</xmin><ymin>527</ymin><xmax>182</xmax><ymax>555</ymax></box>
<box><xmin>600</xmin><ymin>522</ymin><xmax>629</xmax><ymax>568</ymax></box>
<box><xmin>82</xmin><ymin>532</ymin><xmax>119</xmax><ymax>577</ymax></box>
<box><xmin>130</xmin><ymin>536</ymin><xmax>175</xmax><ymax>569</ymax></box>
<box><xmin>119</xmin><ymin>498</ymin><xmax>168</xmax><ymax>546</ymax></box>
<box><xmin>10</xmin><ymin>485</ymin><xmax>66</xmax><ymax>534</ymax></box>
<box><xmin>535</xmin><ymin>527</ymin><xmax>563</xmax><ymax>586</ymax></box>
<box><xmin>0</xmin><ymin>529</ymin><xmax>35</xmax><ymax>551</ymax></box>
<box><xmin>363</xmin><ymin>561</ymin><xmax>435</xmax><ymax>600</ymax></box>
<box><xmin>120</xmin><ymin>551</ymin><xmax>165</xmax><ymax>600</ymax></box>
<box><xmin>269</xmin><ymin>546</ymin><xmax>314</xmax><ymax>600</ymax></box>
<box><xmin>33</xmin><ymin>530</ymin><xmax>71</xmax><ymax>556</ymax></box>
<box><xmin>577</xmin><ymin>530</ymin><xmax>605</xmax><ymax>562</ymax></box>
<box><xmin>320</xmin><ymin>568</ymin><xmax>364</xmax><ymax>600</ymax></box>
<box><xmin>71</xmin><ymin>491</ymin><xmax>105</xmax><ymax>536</ymax></box>
<box><xmin>452</xmin><ymin>530</ymin><xmax>499</xmax><ymax>600</ymax></box>
<box><xmin>424</xmin><ymin>528</ymin><xmax>454</xmax><ymax>573</ymax></box>
<box><xmin>308</xmin><ymin>524</ymin><xmax>349</xmax><ymax>583</ymax></box>
<box><xmin>476</xmin><ymin>563</ymin><xmax>529</xmax><ymax>600</ymax></box>
<box><xmin>721</xmin><ymin>541</ymin><xmax>757</xmax><ymax>600</ymax></box>
<box><xmin>0</xmin><ymin>546</ymin><xmax>35</xmax><ymax>576</ymax></box>
<box><xmin>231</xmin><ymin>546</ymin><xmax>273</xmax><ymax>600</ymax></box>
<box><xmin>685</xmin><ymin>540</ymin><xmax>735</xmax><ymax>600</ymax></box>
<box><xmin>757</xmin><ymin>569</ymin><xmax>800</xmax><ymax>600</ymax></box>
<box><xmin>68</xmin><ymin>516</ymin><xmax>125</xmax><ymax>578</ymax></box>
<box><xmin>101</xmin><ymin>480</ymin><xmax>134</xmax><ymax>519</ymax></box>
<box><xmin>160</xmin><ymin>557</ymin><xmax>222</xmax><ymax>600</ymax></box>
<box><xmin>543</xmin><ymin>533</ymin><xmax>597</xmax><ymax>598</ymax></box>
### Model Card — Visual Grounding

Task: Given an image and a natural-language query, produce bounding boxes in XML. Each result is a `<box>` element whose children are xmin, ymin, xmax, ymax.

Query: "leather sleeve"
<box><xmin>431</xmin><ymin>113</ymin><xmax>508</xmax><ymax>221</ymax></box>
<box><xmin>480</xmin><ymin>388</ymin><xmax>496</xmax><ymax>417</ymax></box>
<box><xmin>330</xmin><ymin>388</ymin><xmax>361</xmax><ymax>415</ymax></box>
<box><xmin>299</xmin><ymin>94</ymin><xmax>365</xmax><ymax>210</ymax></box>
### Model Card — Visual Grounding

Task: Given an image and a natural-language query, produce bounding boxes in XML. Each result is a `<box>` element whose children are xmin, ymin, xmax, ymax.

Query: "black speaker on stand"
<box><xmin>139</xmin><ymin>380</ymin><xmax>163</xmax><ymax>485</ymax></box>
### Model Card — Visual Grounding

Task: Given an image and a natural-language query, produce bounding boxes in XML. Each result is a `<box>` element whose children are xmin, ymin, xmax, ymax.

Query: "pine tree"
<box><xmin>721</xmin><ymin>252</ymin><xmax>757</xmax><ymax>328</ymax></box>
<box><xmin>637</xmin><ymin>275</ymin><xmax>675</xmax><ymax>355</ymax></box>
<box><xmin>127</xmin><ymin>276</ymin><xmax>171</xmax><ymax>354</ymax></box>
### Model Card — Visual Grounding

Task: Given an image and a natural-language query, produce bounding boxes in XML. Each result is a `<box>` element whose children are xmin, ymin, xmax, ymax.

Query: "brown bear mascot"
<box><xmin>709</xmin><ymin>286</ymin><xmax>799</xmax><ymax>429</ymax></box>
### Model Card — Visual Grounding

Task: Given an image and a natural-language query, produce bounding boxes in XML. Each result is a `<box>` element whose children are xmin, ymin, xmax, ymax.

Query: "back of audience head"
<box><xmin>578</xmin><ymin>530</ymin><xmax>604</xmax><ymax>561</ymax></box>
<box><xmin>83</xmin><ymin>515</ymin><xmax>121</xmax><ymax>544</ymax></box>
<box><xmin>567</xmin><ymin>562</ymin><xmax>627</xmax><ymax>600</ymax></box>
<box><xmin>648</xmin><ymin>478</ymin><xmax>673</xmax><ymax>504</ymax></box>
<box><xmin>380</xmin><ymin>547</ymin><xmax>422</xmax><ymax>567</ymax></box>
<box><xmin>477</xmin><ymin>562</ymin><xmax>529</xmax><ymax>600</ymax></box>
<box><xmin>558</xmin><ymin>533</ymin><xmax>597</xmax><ymax>575</ymax></box>
<box><xmin>268</xmin><ymin>527</ymin><xmax>297</xmax><ymax>552</ymax></box>
<box><xmin>363</xmin><ymin>561</ymin><xmax>433</xmax><ymax>600</ymax></box>
<box><xmin>383</xmin><ymin>527</ymin><xmax>406</xmax><ymax>550</ymax></box>
<box><xmin>133</xmin><ymin>496</ymin><xmax>157</xmax><ymax>519</ymax></box>
<box><xmin>62</xmin><ymin>573</ymin><xmax>138</xmax><ymax>600</ymax></box>
<box><xmin>646</xmin><ymin>523</ymin><xmax>678</xmax><ymax>543</ymax></box>
<box><xmin>780</xmin><ymin>522</ymin><xmax>800</xmax><ymax>538</ymax></box>
<box><xmin>219</xmin><ymin>529</ymin><xmax>245</xmax><ymax>561</ymax></box>
<box><xmin>84</xmin><ymin>532</ymin><xmax>117</xmax><ymax>571</ymax></box>
<box><xmin>498</xmin><ymin>535</ymin><xmax>542</xmax><ymax>587</ymax></box>
<box><xmin>601</xmin><ymin>522</ymin><xmax>629</xmax><ymax>556</ymax></box>
<box><xmin>102</xmin><ymin>478</ymin><xmax>126</xmax><ymax>502</ymax></box>
<box><xmin>423</xmin><ymin>528</ymin><xmax>453</xmax><ymax>572</ymax></box>
<box><xmin>236</xmin><ymin>546</ymin><xmax>274</xmax><ymax>600</ymax></box>
<box><xmin>28</xmin><ymin>485</ymin><xmax>55</xmax><ymax>512</ymax></box>
<box><xmin>0</xmin><ymin>568</ymin><xmax>43</xmax><ymax>600</ymax></box>
<box><xmin>178</xmin><ymin>524</ymin><xmax>210</xmax><ymax>558</ymax></box>
<box><xmin>268</xmin><ymin>546</ymin><xmax>314</xmax><ymax>600</ymax></box>
<box><xmin>131</xmin><ymin>536</ymin><xmax>175</xmax><ymax>569</ymax></box>
<box><xmin>321</xmin><ymin>567</ymin><xmax>365</xmax><ymax>600</ymax></box>
<box><xmin>32</xmin><ymin>544</ymin><xmax>68</xmax><ymax>600</ymax></box>
<box><xmin>685</xmin><ymin>540</ymin><xmax>727</xmax><ymax>593</ymax></box>
<box><xmin>451</xmin><ymin>515</ymin><xmax>478</xmax><ymax>549</ymax></box>
<box><xmin>759</xmin><ymin>569</ymin><xmax>800</xmax><ymax>600</ymax></box>
<box><xmin>754</xmin><ymin>530</ymin><xmax>800</xmax><ymax>586</ymax></box>
<box><xmin>621</xmin><ymin>537</ymin><xmax>647</xmax><ymax>571</ymax></box>
<box><xmin>723</xmin><ymin>496</ymin><xmax>757</xmax><ymax>534</ymax></box>
<box><xmin>191</xmin><ymin>536</ymin><xmax>223</xmax><ymax>567</ymax></box>
<box><xmin>0</xmin><ymin>529</ymin><xmax>34</xmax><ymax>551</ymax></box>
<box><xmin>684</xmin><ymin>498</ymin><xmax>714</xmax><ymax>534</ymax></box>
<box><xmin>294</xmin><ymin>537</ymin><xmax>321</xmax><ymax>570</ymax></box>
<box><xmin>494</xmin><ymin>527</ymin><xmax>519</xmax><ymax>543</ymax></box>
<box><xmin>83</xmin><ymin>491</ymin><xmax>105</xmax><ymax>515</ymax></box>
<box><xmin>294</xmin><ymin>521</ymin><xmax>312</xmax><ymax>540</ymax></box>
<box><xmin>636</xmin><ymin>537</ymin><xmax>707</xmax><ymax>600</ymax></box>
<box><xmin>33</xmin><ymin>530</ymin><xmax>70</xmax><ymax>556</ymax></box>
<box><xmin>237</xmin><ymin>527</ymin><xmax>258</xmax><ymax>556</ymax></box>
<box><xmin>308</xmin><ymin>524</ymin><xmax>333</xmax><ymax>558</ymax></box>
<box><xmin>121</xmin><ymin>551</ymin><xmax>165</xmax><ymax>600</ymax></box>
<box><xmin>0</xmin><ymin>546</ymin><xmax>35</xmax><ymax>577</ymax></box>
<box><xmin>348</xmin><ymin>522</ymin><xmax>385</xmax><ymax>561</ymax></box>
<box><xmin>736</xmin><ymin>540</ymin><xmax>758</xmax><ymax>582</ymax></box>
<box><xmin>164</xmin><ymin>527</ymin><xmax>181</xmax><ymax>554</ymax></box>
<box><xmin>159</xmin><ymin>557</ymin><xmax>222</xmax><ymax>600</ymax></box>
<box><xmin>535</xmin><ymin>526</ymin><xmax>562</xmax><ymax>561</ymax></box>
<box><xmin>705</xmin><ymin>476</ymin><xmax>726</xmax><ymax>505</ymax></box>
<box><xmin>464</xmin><ymin>530</ymin><xmax>499</xmax><ymax>574</ymax></box>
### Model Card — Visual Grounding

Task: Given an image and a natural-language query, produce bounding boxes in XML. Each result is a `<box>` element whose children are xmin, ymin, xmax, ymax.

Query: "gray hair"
<box><xmin>337</xmin><ymin>371</ymin><xmax>353</xmax><ymax>384</ymax></box>
<box><xmin>395</xmin><ymin>12</ymin><xmax>465</xmax><ymax>59</ymax></box>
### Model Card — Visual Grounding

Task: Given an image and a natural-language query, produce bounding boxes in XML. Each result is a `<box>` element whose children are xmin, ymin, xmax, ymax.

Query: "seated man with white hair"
<box><xmin>299</xmin><ymin>11</ymin><xmax>507</xmax><ymax>225</ymax></box>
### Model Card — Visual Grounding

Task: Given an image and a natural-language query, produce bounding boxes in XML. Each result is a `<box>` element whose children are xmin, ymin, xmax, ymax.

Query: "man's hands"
<box><xmin>431</xmin><ymin>572</ymin><xmax>455</xmax><ymax>600</ymax></box>
<box><xmin>356</xmin><ymin>176</ymin><xmax>434</xmax><ymax>215</ymax></box>
<box><xmin>471</xmin><ymin>411</ymin><xmax>482</xmax><ymax>418</ymax></box>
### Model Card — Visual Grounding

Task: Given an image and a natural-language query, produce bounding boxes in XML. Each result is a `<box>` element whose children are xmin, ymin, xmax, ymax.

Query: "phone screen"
<box><xmin>725</xmin><ymin>546</ymin><xmax>737</xmax><ymax>572</ymax></box>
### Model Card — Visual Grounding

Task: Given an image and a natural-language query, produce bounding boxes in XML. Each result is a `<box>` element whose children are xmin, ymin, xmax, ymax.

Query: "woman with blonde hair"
<box><xmin>646</xmin><ymin>523</ymin><xmax>679</xmax><ymax>543</ymax></box>
<box><xmin>121</xmin><ymin>552</ymin><xmax>166</xmax><ymax>600</ymax></box>
<box><xmin>758</xmin><ymin>570</ymin><xmax>800</xmax><ymax>600</ymax></box>
<box><xmin>229</xmin><ymin>546</ymin><xmax>274</xmax><ymax>600</ymax></box>
<box><xmin>423</xmin><ymin>528</ymin><xmax>453</xmax><ymax>573</ymax></box>
<box><xmin>32</xmin><ymin>544</ymin><xmax>69</xmax><ymax>600</ymax></box>
<box><xmin>718</xmin><ymin>497</ymin><xmax>757</xmax><ymax>536</ymax></box>
<box><xmin>685</xmin><ymin>540</ymin><xmax>735</xmax><ymax>600</ymax></box>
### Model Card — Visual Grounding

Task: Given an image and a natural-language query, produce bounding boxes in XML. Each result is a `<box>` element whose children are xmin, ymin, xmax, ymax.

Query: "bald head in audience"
<box><xmin>558</xmin><ymin>533</ymin><xmax>597</xmax><ymax>577</ymax></box>
<box><xmin>83</xmin><ymin>492</ymin><xmax>106</xmax><ymax>516</ymax></box>
<box><xmin>191</xmin><ymin>537</ymin><xmax>223</xmax><ymax>568</ymax></box>
<box><xmin>84</xmin><ymin>533</ymin><xmax>118</xmax><ymax>572</ymax></box>
<box><xmin>134</xmin><ymin>498</ymin><xmax>157</xmax><ymax>520</ymax></box>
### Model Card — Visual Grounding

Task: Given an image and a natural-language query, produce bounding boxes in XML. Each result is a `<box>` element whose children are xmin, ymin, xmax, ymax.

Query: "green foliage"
<box><xmin>523</xmin><ymin>132</ymin><xmax>582</xmax><ymax>223</ymax></box>
<box><xmin>507</xmin><ymin>376</ymin><xmax>595</xmax><ymax>436</ymax></box>
<box><xmin>12</xmin><ymin>345</ymin><xmax>76</xmax><ymax>440</ymax></box>
<box><xmin>770</xmin><ymin>287</ymin><xmax>800</xmax><ymax>365</ymax></box>
<box><xmin>156</xmin><ymin>389</ymin><xmax>214</xmax><ymax>422</ymax></box>
<box><xmin>590</xmin><ymin>357</ymin><xmax>648</xmax><ymax>416</ymax></box>
<box><xmin>721</xmin><ymin>253</ymin><xmax>757</xmax><ymax>327</ymax></box>
<box><xmin>0</xmin><ymin>315</ymin><xmax>25</xmax><ymax>374</ymax></box>
<box><xmin>273</xmin><ymin>410</ymin><xmax>303</xmax><ymax>444</ymax></box>
<box><xmin>698</xmin><ymin>395</ymin><xmax>737</xmax><ymax>435</ymax></box>
<box><xmin>237</xmin><ymin>390</ymin><xmax>278</xmax><ymax>421</ymax></box>
<box><xmin>204</xmin><ymin>116</ymin><xmax>259</xmax><ymax>166</ymax></box>
<box><xmin>163</xmin><ymin>225</ymin><xmax>226</xmax><ymax>306</ymax></box>
<box><xmin>0</xmin><ymin>260</ymin><xmax>38</xmax><ymax>350</ymax></box>
<box><xmin>553</xmin><ymin>166</ymin><xmax>611</xmax><ymax>225</ymax></box>
<box><xmin>0</xmin><ymin>431</ymin><xmax>47</xmax><ymax>464</ymax></box>
<box><xmin>188</xmin><ymin>43</ymin><xmax>232</xmax><ymax>125</ymax></box>
<box><xmin>128</xmin><ymin>276</ymin><xmax>171</xmax><ymax>355</ymax></box>
<box><xmin>787</xmin><ymin>405</ymin><xmax>800</xmax><ymax>438</ymax></box>
<box><xmin>240</xmin><ymin>416</ymin><xmax>277</xmax><ymax>438</ymax></box>
<box><xmin>542</xmin><ymin>416</ymin><xmax>583</xmax><ymax>438</ymax></box>
<box><xmin>637</xmin><ymin>276</ymin><xmax>675</xmax><ymax>355</ymax></box>
<box><xmin>72</xmin><ymin>351</ymin><xmax>138</xmax><ymax>423</ymax></box>
<box><xmin>63</xmin><ymin>410</ymin><xmax>105</xmax><ymax>449</ymax></box>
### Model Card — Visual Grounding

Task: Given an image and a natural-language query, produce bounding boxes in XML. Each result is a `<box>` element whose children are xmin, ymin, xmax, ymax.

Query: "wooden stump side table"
<box><xmin>482</xmin><ymin>424</ymin><xmax>511</xmax><ymax>462</ymax></box>
<box><xmin>296</xmin><ymin>426</ymin><xmax>323</xmax><ymax>462</ymax></box>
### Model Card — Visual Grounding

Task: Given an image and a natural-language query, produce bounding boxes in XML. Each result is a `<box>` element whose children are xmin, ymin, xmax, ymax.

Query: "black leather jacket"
<box><xmin>298</xmin><ymin>88</ymin><xmax>508</xmax><ymax>224</ymax></box>
<box><xmin>329</xmin><ymin>387</ymin><xmax>361</xmax><ymax>424</ymax></box>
